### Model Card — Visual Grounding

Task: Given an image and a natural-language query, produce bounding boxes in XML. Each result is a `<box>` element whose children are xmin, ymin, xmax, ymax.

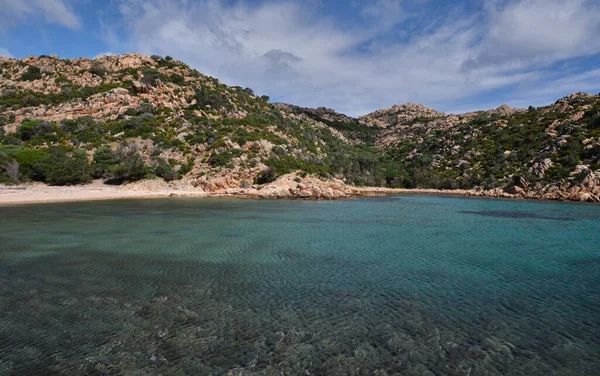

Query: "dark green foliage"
<box><xmin>42</xmin><ymin>148</ymin><xmax>92</xmax><ymax>185</ymax></box>
<box><xmin>21</xmin><ymin>66</ymin><xmax>42</xmax><ymax>81</ymax></box>
<box><xmin>140</xmin><ymin>68</ymin><xmax>162</xmax><ymax>85</ymax></box>
<box><xmin>0</xmin><ymin>145</ymin><xmax>90</xmax><ymax>185</ymax></box>
<box><xmin>208</xmin><ymin>149</ymin><xmax>243</xmax><ymax>167</ymax></box>
<box><xmin>323</xmin><ymin>119</ymin><xmax>380</xmax><ymax>143</ymax></box>
<box><xmin>92</xmin><ymin>146</ymin><xmax>120</xmax><ymax>178</ymax></box>
<box><xmin>109</xmin><ymin>148</ymin><xmax>147</xmax><ymax>184</ymax></box>
<box><xmin>90</xmin><ymin>63</ymin><xmax>107</xmax><ymax>77</ymax></box>
<box><xmin>254</xmin><ymin>167</ymin><xmax>278</xmax><ymax>185</ymax></box>
<box><xmin>178</xmin><ymin>159</ymin><xmax>194</xmax><ymax>177</ymax></box>
<box><xmin>0</xmin><ymin>83</ymin><xmax>127</xmax><ymax>110</ymax></box>
<box><xmin>153</xmin><ymin>158</ymin><xmax>178</xmax><ymax>181</ymax></box>
<box><xmin>8</xmin><ymin>147</ymin><xmax>49</xmax><ymax>181</ymax></box>
<box><xmin>193</xmin><ymin>87</ymin><xmax>231</xmax><ymax>111</ymax></box>
<box><xmin>168</xmin><ymin>74</ymin><xmax>185</xmax><ymax>85</ymax></box>
<box><xmin>0</xmin><ymin>150</ymin><xmax>20</xmax><ymax>183</ymax></box>
<box><xmin>16</xmin><ymin>120</ymin><xmax>54</xmax><ymax>141</ymax></box>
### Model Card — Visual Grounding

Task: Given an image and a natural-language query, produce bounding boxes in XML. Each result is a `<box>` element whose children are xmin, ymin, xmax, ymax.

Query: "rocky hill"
<box><xmin>1</xmin><ymin>54</ymin><xmax>599</xmax><ymax>201</ymax></box>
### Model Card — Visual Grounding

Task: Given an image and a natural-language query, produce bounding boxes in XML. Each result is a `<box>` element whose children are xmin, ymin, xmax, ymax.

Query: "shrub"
<box><xmin>194</xmin><ymin>87</ymin><xmax>231</xmax><ymax>111</ymax></box>
<box><xmin>108</xmin><ymin>148</ymin><xmax>147</xmax><ymax>184</ymax></box>
<box><xmin>42</xmin><ymin>149</ymin><xmax>92</xmax><ymax>185</ymax></box>
<box><xmin>16</xmin><ymin>120</ymin><xmax>54</xmax><ymax>141</ymax></box>
<box><xmin>254</xmin><ymin>167</ymin><xmax>278</xmax><ymax>185</ymax></box>
<box><xmin>90</xmin><ymin>63</ymin><xmax>107</xmax><ymax>77</ymax></box>
<box><xmin>140</xmin><ymin>68</ymin><xmax>162</xmax><ymax>85</ymax></box>
<box><xmin>0</xmin><ymin>159</ymin><xmax>21</xmax><ymax>184</ymax></box>
<box><xmin>153</xmin><ymin>157</ymin><xmax>178</xmax><ymax>181</ymax></box>
<box><xmin>208</xmin><ymin>149</ymin><xmax>243</xmax><ymax>167</ymax></box>
<box><xmin>178</xmin><ymin>159</ymin><xmax>194</xmax><ymax>177</ymax></box>
<box><xmin>92</xmin><ymin>146</ymin><xmax>120</xmax><ymax>178</ymax></box>
<box><xmin>168</xmin><ymin>73</ymin><xmax>185</xmax><ymax>85</ymax></box>
<box><xmin>21</xmin><ymin>66</ymin><xmax>42</xmax><ymax>81</ymax></box>
<box><xmin>10</xmin><ymin>147</ymin><xmax>50</xmax><ymax>181</ymax></box>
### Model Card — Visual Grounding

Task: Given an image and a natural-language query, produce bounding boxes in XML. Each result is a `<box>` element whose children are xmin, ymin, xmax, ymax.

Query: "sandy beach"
<box><xmin>0</xmin><ymin>180</ymin><xmax>211</xmax><ymax>206</ymax></box>
<box><xmin>0</xmin><ymin>178</ymin><xmax>481</xmax><ymax>206</ymax></box>
<box><xmin>1</xmin><ymin>178</ymin><xmax>596</xmax><ymax>206</ymax></box>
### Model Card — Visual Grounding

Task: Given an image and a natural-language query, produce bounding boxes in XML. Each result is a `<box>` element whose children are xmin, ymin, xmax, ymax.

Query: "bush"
<box><xmin>21</xmin><ymin>66</ymin><xmax>42</xmax><ymax>81</ymax></box>
<box><xmin>140</xmin><ymin>68</ymin><xmax>162</xmax><ymax>85</ymax></box>
<box><xmin>90</xmin><ymin>63</ymin><xmax>107</xmax><ymax>77</ymax></box>
<box><xmin>168</xmin><ymin>74</ymin><xmax>185</xmax><ymax>85</ymax></box>
<box><xmin>208</xmin><ymin>149</ymin><xmax>243</xmax><ymax>167</ymax></box>
<box><xmin>153</xmin><ymin>157</ymin><xmax>178</xmax><ymax>181</ymax></box>
<box><xmin>0</xmin><ymin>157</ymin><xmax>20</xmax><ymax>184</ymax></box>
<box><xmin>16</xmin><ymin>120</ymin><xmax>54</xmax><ymax>141</ymax></box>
<box><xmin>10</xmin><ymin>147</ymin><xmax>50</xmax><ymax>181</ymax></box>
<box><xmin>194</xmin><ymin>87</ymin><xmax>231</xmax><ymax>111</ymax></box>
<box><xmin>42</xmin><ymin>149</ymin><xmax>92</xmax><ymax>185</ymax></box>
<box><xmin>108</xmin><ymin>148</ymin><xmax>147</xmax><ymax>184</ymax></box>
<box><xmin>1</xmin><ymin>136</ymin><xmax>23</xmax><ymax>145</ymax></box>
<box><xmin>254</xmin><ymin>167</ymin><xmax>278</xmax><ymax>185</ymax></box>
<box><xmin>92</xmin><ymin>146</ymin><xmax>120</xmax><ymax>178</ymax></box>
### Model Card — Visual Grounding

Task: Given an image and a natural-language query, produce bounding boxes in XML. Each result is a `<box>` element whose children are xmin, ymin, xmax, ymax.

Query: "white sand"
<box><xmin>0</xmin><ymin>181</ymin><xmax>208</xmax><ymax>206</ymax></box>
<box><xmin>0</xmin><ymin>179</ymin><xmax>495</xmax><ymax>206</ymax></box>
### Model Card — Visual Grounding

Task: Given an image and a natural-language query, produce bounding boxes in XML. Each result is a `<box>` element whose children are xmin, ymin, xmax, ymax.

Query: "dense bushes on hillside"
<box><xmin>21</xmin><ymin>66</ymin><xmax>42</xmax><ymax>81</ymax></box>
<box><xmin>0</xmin><ymin>146</ymin><xmax>91</xmax><ymax>185</ymax></box>
<box><xmin>1</xmin><ymin>54</ymin><xmax>599</xmax><ymax>195</ymax></box>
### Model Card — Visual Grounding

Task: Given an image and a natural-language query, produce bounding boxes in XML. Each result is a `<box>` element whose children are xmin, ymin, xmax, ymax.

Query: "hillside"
<box><xmin>1</xmin><ymin>53</ymin><xmax>599</xmax><ymax>201</ymax></box>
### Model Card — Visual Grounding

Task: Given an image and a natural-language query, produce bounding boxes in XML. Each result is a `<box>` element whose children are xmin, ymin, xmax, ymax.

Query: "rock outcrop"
<box><xmin>1</xmin><ymin>53</ymin><xmax>599</xmax><ymax>202</ymax></box>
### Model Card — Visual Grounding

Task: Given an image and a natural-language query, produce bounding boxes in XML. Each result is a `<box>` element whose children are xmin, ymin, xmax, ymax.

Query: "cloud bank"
<box><xmin>0</xmin><ymin>0</ymin><xmax>81</xmax><ymax>30</ymax></box>
<box><xmin>5</xmin><ymin>0</ymin><xmax>600</xmax><ymax>116</ymax></box>
<box><xmin>0</xmin><ymin>47</ymin><xmax>13</xmax><ymax>58</ymax></box>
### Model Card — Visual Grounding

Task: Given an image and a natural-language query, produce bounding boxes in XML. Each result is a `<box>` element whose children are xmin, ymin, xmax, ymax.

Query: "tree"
<box><xmin>108</xmin><ymin>147</ymin><xmax>147</xmax><ymax>183</ymax></box>
<box><xmin>92</xmin><ymin>146</ymin><xmax>120</xmax><ymax>178</ymax></box>
<box><xmin>152</xmin><ymin>157</ymin><xmax>178</xmax><ymax>181</ymax></box>
<box><xmin>90</xmin><ymin>63</ymin><xmax>107</xmax><ymax>77</ymax></box>
<box><xmin>254</xmin><ymin>167</ymin><xmax>278</xmax><ymax>184</ymax></box>
<box><xmin>42</xmin><ymin>149</ymin><xmax>92</xmax><ymax>185</ymax></box>
<box><xmin>1</xmin><ymin>159</ymin><xmax>21</xmax><ymax>184</ymax></box>
<box><xmin>21</xmin><ymin>66</ymin><xmax>42</xmax><ymax>81</ymax></box>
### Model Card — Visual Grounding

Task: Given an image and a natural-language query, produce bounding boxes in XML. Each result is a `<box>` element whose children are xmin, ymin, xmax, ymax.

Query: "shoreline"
<box><xmin>0</xmin><ymin>181</ymin><xmax>596</xmax><ymax>206</ymax></box>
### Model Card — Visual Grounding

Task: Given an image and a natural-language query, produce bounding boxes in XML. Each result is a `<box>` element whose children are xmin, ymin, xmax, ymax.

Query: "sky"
<box><xmin>0</xmin><ymin>0</ymin><xmax>599</xmax><ymax>116</ymax></box>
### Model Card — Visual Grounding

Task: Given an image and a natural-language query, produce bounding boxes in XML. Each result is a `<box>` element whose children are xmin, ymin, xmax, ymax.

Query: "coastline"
<box><xmin>1</xmin><ymin>179</ymin><xmax>596</xmax><ymax>206</ymax></box>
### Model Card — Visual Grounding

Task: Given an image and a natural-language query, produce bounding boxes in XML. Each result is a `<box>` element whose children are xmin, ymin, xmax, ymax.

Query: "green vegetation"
<box><xmin>21</xmin><ymin>66</ymin><xmax>42</xmax><ymax>81</ymax></box>
<box><xmin>90</xmin><ymin>63</ymin><xmax>108</xmax><ymax>77</ymax></box>
<box><xmin>1</xmin><ymin>54</ymin><xmax>598</xmax><ymax>194</ymax></box>
<box><xmin>0</xmin><ymin>82</ymin><xmax>129</xmax><ymax>110</ymax></box>
<box><xmin>0</xmin><ymin>145</ymin><xmax>91</xmax><ymax>185</ymax></box>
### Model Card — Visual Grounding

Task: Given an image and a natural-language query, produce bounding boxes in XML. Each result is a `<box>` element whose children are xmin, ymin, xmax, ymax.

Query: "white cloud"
<box><xmin>0</xmin><ymin>47</ymin><xmax>13</xmax><ymax>58</ymax></box>
<box><xmin>472</xmin><ymin>0</ymin><xmax>600</xmax><ymax>67</ymax></box>
<box><xmin>0</xmin><ymin>0</ymin><xmax>81</xmax><ymax>30</ymax></box>
<box><xmin>105</xmin><ymin>0</ymin><xmax>600</xmax><ymax>116</ymax></box>
<box><xmin>362</xmin><ymin>0</ymin><xmax>404</xmax><ymax>28</ymax></box>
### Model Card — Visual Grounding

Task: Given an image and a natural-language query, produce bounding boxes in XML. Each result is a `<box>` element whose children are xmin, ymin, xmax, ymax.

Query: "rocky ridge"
<box><xmin>1</xmin><ymin>54</ymin><xmax>599</xmax><ymax>202</ymax></box>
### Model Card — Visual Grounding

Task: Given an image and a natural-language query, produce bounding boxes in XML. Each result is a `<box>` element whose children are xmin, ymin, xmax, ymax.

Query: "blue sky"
<box><xmin>1</xmin><ymin>0</ymin><xmax>600</xmax><ymax>116</ymax></box>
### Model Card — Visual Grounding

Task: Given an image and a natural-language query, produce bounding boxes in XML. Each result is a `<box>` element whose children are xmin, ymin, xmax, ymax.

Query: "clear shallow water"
<box><xmin>0</xmin><ymin>196</ymin><xmax>599</xmax><ymax>376</ymax></box>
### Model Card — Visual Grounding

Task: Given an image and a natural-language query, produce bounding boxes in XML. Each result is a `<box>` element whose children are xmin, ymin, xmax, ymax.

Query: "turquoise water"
<box><xmin>0</xmin><ymin>196</ymin><xmax>599</xmax><ymax>375</ymax></box>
